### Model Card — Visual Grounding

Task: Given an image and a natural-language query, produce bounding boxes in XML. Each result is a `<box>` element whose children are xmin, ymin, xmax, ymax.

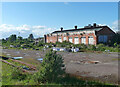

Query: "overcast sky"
<box><xmin>0</xmin><ymin>2</ymin><xmax>118</xmax><ymax>39</ymax></box>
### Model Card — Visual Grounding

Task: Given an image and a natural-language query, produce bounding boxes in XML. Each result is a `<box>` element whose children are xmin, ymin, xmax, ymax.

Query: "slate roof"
<box><xmin>51</xmin><ymin>26</ymin><xmax>108</xmax><ymax>34</ymax></box>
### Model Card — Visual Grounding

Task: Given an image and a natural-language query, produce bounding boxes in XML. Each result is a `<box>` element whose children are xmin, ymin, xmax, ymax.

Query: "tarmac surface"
<box><xmin>1</xmin><ymin>49</ymin><xmax>119</xmax><ymax>84</ymax></box>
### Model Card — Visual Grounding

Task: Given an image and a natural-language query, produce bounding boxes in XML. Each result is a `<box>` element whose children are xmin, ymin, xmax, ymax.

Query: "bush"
<box><xmin>11</xmin><ymin>68</ymin><xmax>27</xmax><ymax>81</ymax></box>
<box><xmin>96</xmin><ymin>44</ymin><xmax>105</xmax><ymax>51</ymax></box>
<box><xmin>87</xmin><ymin>45</ymin><xmax>96</xmax><ymax>51</ymax></box>
<box><xmin>33</xmin><ymin>50</ymin><xmax>65</xmax><ymax>83</ymax></box>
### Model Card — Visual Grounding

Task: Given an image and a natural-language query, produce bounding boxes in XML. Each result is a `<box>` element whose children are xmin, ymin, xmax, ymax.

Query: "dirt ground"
<box><xmin>1</xmin><ymin>49</ymin><xmax>119</xmax><ymax>84</ymax></box>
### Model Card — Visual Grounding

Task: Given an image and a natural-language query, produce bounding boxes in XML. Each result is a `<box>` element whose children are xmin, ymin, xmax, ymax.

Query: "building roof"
<box><xmin>51</xmin><ymin>26</ymin><xmax>108</xmax><ymax>34</ymax></box>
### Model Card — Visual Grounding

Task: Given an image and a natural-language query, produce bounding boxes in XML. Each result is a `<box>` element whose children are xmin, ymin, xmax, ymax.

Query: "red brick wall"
<box><xmin>46</xmin><ymin>35</ymin><xmax>57</xmax><ymax>43</ymax></box>
<box><xmin>45</xmin><ymin>26</ymin><xmax>115</xmax><ymax>45</ymax></box>
<box><xmin>46</xmin><ymin>33</ymin><xmax>97</xmax><ymax>45</ymax></box>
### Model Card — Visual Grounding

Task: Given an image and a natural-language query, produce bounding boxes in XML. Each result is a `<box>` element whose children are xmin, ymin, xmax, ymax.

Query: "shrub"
<box><xmin>33</xmin><ymin>50</ymin><xmax>65</xmax><ymax>83</ymax></box>
<box><xmin>96</xmin><ymin>44</ymin><xmax>105</xmax><ymax>51</ymax></box>
<box><xmin>11</xmin><ymin>68</ymin><xmax>27</xmax><ymax>81</ymax></box>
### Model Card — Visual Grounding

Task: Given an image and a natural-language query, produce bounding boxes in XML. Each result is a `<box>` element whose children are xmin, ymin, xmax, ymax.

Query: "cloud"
<box><xmin>64</xmin><ymin>2</ymin><xmax>69</xmax><ymax>5</ymax></box>
<box><xmin>32</xmin><ymin>25</ymin><xmax>46</xmax><ymax>29</ymax></box>
<box><xmin>0</xmin><ymin>24</ymin><xmax>56</xmax><ymax>39</ymax></box>
<box><xmin>32</xmin><ymin>25</ymin><xmax>56</xmax><ymax>37</ymax></box>
<box><xmin>112</xmin><ymin>20</ymin><xmax>119</xmax><ymax>32</ymax></box>
<box><xmin>0</xmin><ymin>24</ymin><xmax>16</xmax><ymax>32</ymax></box>
<box><xmin>16</xmin><ymin>24</ymin><xmax>30</xmax><ymax>31</ymax></box>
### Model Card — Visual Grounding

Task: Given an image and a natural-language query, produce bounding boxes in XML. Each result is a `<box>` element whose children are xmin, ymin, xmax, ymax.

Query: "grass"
<box><xmin>112</xmin><ymin>58</ymin><xmax>120</xmax><ymax>61</ymax></box>
<box><xmin>2</xmin><ymin>62</ymin><xmax>18</xmax><ymax>85</ymax></box>
<box><xmin>2</xmin><ymin>62</ymin><xmax>119</xmax><ymax>86</ymax></box>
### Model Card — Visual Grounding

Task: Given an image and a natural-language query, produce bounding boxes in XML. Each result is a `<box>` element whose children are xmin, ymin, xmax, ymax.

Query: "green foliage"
<box><xmin>18</xmin><ymin>36</ymin><xmax>23</xmax><ymax>40</ymax></box>
<box><xmin>37</xmin><ymin>42</ymin><xmax>44</xmax><ymax>47</ymax></box>
<box><xmin>96</xmin><ymin>44</ymin><xmax>105</xmax><ymax>51</ymax></box>
<box><xmin>56</xmin><ymin>41</ymin><xmax>72</xmax><ymax>47</ymax></box>
<box><xmin>11</xmin><ymin>68</ymin><xmax>27</xmax><ymax>80</ymax></box>
<box><xmin>2</xmin><ymin>59</ymin><xmax>118</xmax><ymax>86</ymax></box>
<box><xmin>28</xmin><ymin>33</ymin><xmax>34</xmax><ymax>40</ymax></box>
<box><xmin>8</xmin><ymin>34</ymin><xmax>17</xmax><ymax>43</ymax></box>
<box><xmin>33</xmin><ymin>50</ymin><xmax>65</xmax><ymax>83</ymax></box>
<box><xmin>87</xmin><ymin>45</ymin><xmax>96</xmax><ymax>51</ymax></box>
<box><xmin>2</xmin><ymin>39</ymin><xmax>6</xmax><ymax>43</ymax></box>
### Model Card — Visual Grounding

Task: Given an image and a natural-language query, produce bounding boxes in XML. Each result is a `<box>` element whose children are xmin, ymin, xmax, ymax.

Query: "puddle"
<box><xmin>12</xmin><ymin>57</ymin><xmax>23</xmax><ymax>59</ymax></box>
<box><xmin>37</xmin><ymin>58</ymin><xmax>43</xmax><ymax>62</ymax></box>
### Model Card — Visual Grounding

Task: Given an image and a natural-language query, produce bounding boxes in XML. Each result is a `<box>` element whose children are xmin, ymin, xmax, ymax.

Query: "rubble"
<box><xmin>70</xmin><ymin>60</ymin><xmax>100</xmax><ymax>64</ymax></box>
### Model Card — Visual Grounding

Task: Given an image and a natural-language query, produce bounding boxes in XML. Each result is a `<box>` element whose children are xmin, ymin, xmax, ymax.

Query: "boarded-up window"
<box><xmin>81</xmin><ymin>37</ymin><xmax>86</xmax><ymax>44</ymax></box>
<box><xmin>58</xmin><ymin>37</ymin><xmax>62</xmax><ymax>42</ymax></box>
<box><xmin>98</xmin><ymin>35</ymin><xmax>107</xmax><ymax>43</ymax></box>
<box><xmin>69</xmin><ymin>37</ymin><xmax>72</xmax><ymax>43</ymax></box>
<box><xmin>88</xmin><ymin>36</ymin><xmax>94</xmax><ymax>45</ymax></box>
<box><xmin>63</xmin><ymin>37</ymin><xmax>67</xmax><ymax>41</ymax></box>
<box><xmin>74</xmin><ymin>37</ymin><xmax>79</xmax><ymax>44</ymax></box>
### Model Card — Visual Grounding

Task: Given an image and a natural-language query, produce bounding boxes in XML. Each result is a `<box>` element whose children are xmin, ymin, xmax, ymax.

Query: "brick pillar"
<box><xmin>94</xmin><ymin>36</ymin><xmax>97</xmax><ymax>45</ymax></box>
<box><xmin>55</xmin><ymin>36</ymin><xmax>57</xmax><ymax>43</ymax></box>
<box><xmin>61</xmin><ymin>35</ymin><xmax>63</xmax><ymax>42</ymax></box>
<box><xmin>47</xmin><ymin>36</ymin><xmax>49</xmax><ymax>43</ymax></box>
<box><xmin>72</xmin><ymin>36</ymin><xmax>74</xmax><ymax>44</ymax></box>
<box><xmin>66</xmin><ymin>36</ymin><xmax>69</xmax><ymax>42</ymax></box>
<box><xmin>56</xmin><ymin>34</ymin><xmax>58</xmax><ymax>42</ymax></box>
<box><xmin>79</xmin><ymin>35</ymin><xmax>81</xmax><ymax>44</ymax></box>
<box><xmin>86</xmin><ymin>35</ymin><xmax>88</xmax><ymax>45</ymax></box>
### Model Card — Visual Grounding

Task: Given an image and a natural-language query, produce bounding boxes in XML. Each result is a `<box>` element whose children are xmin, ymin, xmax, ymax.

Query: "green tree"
<box><xmin>110</xmin><ymin>32</ymin><xmax>120</xmax><ymax>45</ymax></box>
<box><xmin>11</xmin><ymin>68</ymin><xmax>27</xmax><ymax>81</ymax></box>
<box><xmin>28</xmin><ymin>34</ymin><xmax>34</xmax><ymax>40</ymax></box>
<box><xmin>18</xmin><ymin>36</ymin><xmax>23</xmax><ymax>40</ymax></box>
<box><xmin>33</xmin><ymin>50</ymin><xmax>65</xmax><ymax>83</ymax></box>
<box><xmin>2</xmin><ymin>38</ymin><xmax>6</xmax><ymax>43</ymax></box>
<box><xmin>8</xmin><ymin>34</ymin><xmax>17</xmax><ymax>43</ymax></box>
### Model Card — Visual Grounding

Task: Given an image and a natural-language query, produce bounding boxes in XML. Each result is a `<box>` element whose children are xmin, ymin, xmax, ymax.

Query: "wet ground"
<box><xmin>1</xmin><ymin>49</ymin><xmax>119</xmax><ymax>84</ymax></box>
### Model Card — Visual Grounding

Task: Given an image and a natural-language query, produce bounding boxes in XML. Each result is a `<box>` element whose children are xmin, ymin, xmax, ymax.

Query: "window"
<box><xmin>69</xmin><ymin>37</ymin><xmax>72</xmax><ymax>43</ymax></box>
<box><xmin>74</xmin><ymin>37</ymin><xmax>79</xmax><ymax>44</ymax></box>
<box><xmin>81</xmin><ymin>37</ymin><xmax>86</xmax><ymax>44</ymax></box>
<box><xmin>88</xmin><ymin>36</ymin><xmax>94</xmax><ymax>44</ymax></box>
<box><xmin>98</xmin><ymin>35</ymin><xmax>108</xmax><ymax>43</ymax></box>
<box><xmin>63</xmin><ymin>37</ymin><xmax>67</xmax><ymax>41</ymax></box>
<box><xmin>58</xmin><ymin>37</ymin><xmax>62</xmax><ymax>42</ymax></box>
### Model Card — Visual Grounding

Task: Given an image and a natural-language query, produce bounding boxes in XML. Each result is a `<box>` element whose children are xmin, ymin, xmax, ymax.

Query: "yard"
<box><xmin>1</xmin><ymin>48</ymin><xmax>119</xmax><ymax>85</ymax></box>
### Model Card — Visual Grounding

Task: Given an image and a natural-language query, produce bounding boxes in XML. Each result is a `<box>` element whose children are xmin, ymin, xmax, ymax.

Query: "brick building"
<box><xmin>44</xmin><ymin>23</ymin><xmax>115</xmax><ymax>45</ymax></box>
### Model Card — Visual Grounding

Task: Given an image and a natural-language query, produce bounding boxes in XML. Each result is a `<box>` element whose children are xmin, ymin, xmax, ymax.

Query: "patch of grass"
<box><xmin>112</xmin><ymin>58</ymin><xmax>120</xmax><ymax>61</ymax></box>
<box><xmin>2</xmin><ymin>63</ymin><xmax>119</xmax><ymax>86</ymax></box>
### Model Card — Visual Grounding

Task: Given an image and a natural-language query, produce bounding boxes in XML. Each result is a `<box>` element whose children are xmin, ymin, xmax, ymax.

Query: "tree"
<box><xmin>33</xmin><ymin>50</ymin><xmax>65</xmax><ymax>83</ymax></box>
<box><xmin>8</xmin><ymin>34</ymin><xmax>17</xmax><ymax>43</ymax></box>
<box><xmin>2</xmin><ymin>38</ymin><xmax>6</xmax><ymax>43</ymax></box>
<box><xmin>18</xmin><ymin>36</ymin><xmax>23</xmax><ymax>40</ymax></box>
<box><xmin>110</xmin><ymin>32</ymin><xmax>120</xmax><ymax>45</ymax></box>
<box><xmin>28</xmin><ymin>34</ymin><xmax>34</xmax><ymax>40</ymax></box>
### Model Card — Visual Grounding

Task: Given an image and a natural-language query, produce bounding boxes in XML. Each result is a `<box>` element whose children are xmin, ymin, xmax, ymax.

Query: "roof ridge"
<box><xmin>51</xmin><ymin>26</ymin><xmax>107</xmax><ymax>34</ymax></box>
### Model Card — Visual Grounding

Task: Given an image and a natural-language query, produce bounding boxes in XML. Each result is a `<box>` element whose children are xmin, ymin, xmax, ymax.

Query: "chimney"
<box><xmin>93</xmin><ymin>23</ymin><xmax>97</xmax><ymax>27</ymax></box>
<box><xmin>88</xmin><ymin>24</ymin><xmax>92</xmax><ymax>27</ymax></box>
<box><xmin>61</xmin><ymin>27</ymin><xmax>63</xmax><ymax>31</ymax></box>
<box><xmin>75</xmin><ymin>26</ymin><xmax>77</xmax><ymax>29</ymax></box>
